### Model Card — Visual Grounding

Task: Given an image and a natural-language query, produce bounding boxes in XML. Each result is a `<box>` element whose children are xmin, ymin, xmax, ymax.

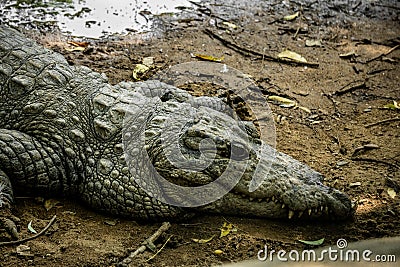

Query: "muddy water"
<box><xmin>0</xmin><ymin>0</ymin><xmax>198</xmax><ymax>38</ymax></box>
<box><xmin>0</xmin><ymin>0</ymin><xmax>398</xmax><ymax>38</ymax></box>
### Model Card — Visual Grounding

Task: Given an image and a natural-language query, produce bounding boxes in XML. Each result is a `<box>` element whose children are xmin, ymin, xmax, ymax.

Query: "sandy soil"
<box><xmin>1</xmin><ymin>1</ymin><xmax>399</xmax><ymax>266</ymax></box>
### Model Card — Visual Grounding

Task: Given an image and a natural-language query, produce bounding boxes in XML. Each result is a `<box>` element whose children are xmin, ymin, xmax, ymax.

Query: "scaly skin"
<box><xmin>0</xmin><ymin>26</ymin><xmax>353</xmax><ymax>235</ymax></box>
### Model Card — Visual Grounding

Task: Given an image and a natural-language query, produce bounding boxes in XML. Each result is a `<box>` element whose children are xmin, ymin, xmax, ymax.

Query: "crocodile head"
<box><xmin>138</xmin><ymin>93</ymin><xmax>354</xmax><ymax>220</ymax></box>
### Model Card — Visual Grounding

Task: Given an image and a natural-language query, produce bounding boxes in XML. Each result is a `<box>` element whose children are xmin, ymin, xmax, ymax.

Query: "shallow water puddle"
<box><xmin>0</xmin><ymin>0</ymin><xmax>197</xmax><ymax>38</ymax></box>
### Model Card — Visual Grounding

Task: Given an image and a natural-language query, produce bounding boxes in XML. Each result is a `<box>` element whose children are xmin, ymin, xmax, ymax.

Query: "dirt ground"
<box><xmin>1</xmin><ymin>1</ymin><xmax>399</xmax><ymax>266</ymax></box>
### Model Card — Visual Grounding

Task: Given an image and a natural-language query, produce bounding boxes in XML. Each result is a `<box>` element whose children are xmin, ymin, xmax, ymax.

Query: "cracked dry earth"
<box><xmin>1</xmin><ymin>2</ymin><xmax>399</xmax><ymax>267</ymax></box>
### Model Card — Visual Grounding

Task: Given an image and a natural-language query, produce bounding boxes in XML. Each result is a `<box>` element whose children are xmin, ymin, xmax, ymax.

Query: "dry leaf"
<box><xmin>283</xmin><ymin>11</ymin><xmax>300</xmax><ymax>21</ymax></box>
<box><xmin>65</xmin><ymin>46</ymin><xmax>85</xmax><ymax>52</ymax></box>
<box><xmin>44</xmin><ymin>199</ymin><xmax>61</xmax><ymax>211</ymax></box>
<box><xmin>142</xmin><ymin>56</ymin><xmax>154</xmax><ymax>67</ymax></box>
<box><xmin>27</xmin><ymin>221</ymin><xmax>37</xmax><ymax>234</ymax></box>
<box><xmin>278</xmin><ymin>50</ymin><xmax>307</xmax><ymax>63</ymax></box>
<box><xmin>387</xmin><ymin>188</ymin><xmax>397</xmax><ymax>199</ymax></box>
<box><xmin>132</xmin><ymin>64</ymin><xmax>150</xmax><ymax>80</ymax></box>
<box><xmin>220</xmin><ymin>222</ymin><xmax>237</xmax><ymax>238</ymax></box>
<box><xmin>268</xmin><ymin>95</ymin><xmax>296</xmax><ymax>105</ymax></box>
<box><xmin>192</xmin><ymin>235</ymin><xmax>215</xmax><ymax>243</ymax></box>
<box><xmin>305</xmin><ymin>39</ymin><xmax>322</xmax><ymax>47</ymax></box>
<box><xmin>192</xmin><ymin>53</ymin><xmax>224</xmax><ymax>62</ymax></box>
<box><xmin>339</xmin><ymin>51</ymin><xmax>356</xmax><ymax>58</ymax></box>
<box><xmin>67</xmin><ymin>41</ymin><xmax>89</xmax><ymax>47</ymax></box>
<box><xmin>384</xmin><ymin>101</ymin><xmax>399</xmax><ymax>110</ymax></box>
<box><xmin>222</xmin><ymin>21</ymin><xmax>238</xmax><ymax>29</ymax></box>
<box><xmin>349</xmin><ymin>182</ymin><xmax>361</xmax><ymax>187</ymax></box>
<box><xmin>214</xmin><ymin>249</ymin><xmax>224</xmax><ymax>255</ymax></box>
<box><xmin>298</xmin><ymin>106</ymin><xmax>311</xmax><ymax>113</ymax></box>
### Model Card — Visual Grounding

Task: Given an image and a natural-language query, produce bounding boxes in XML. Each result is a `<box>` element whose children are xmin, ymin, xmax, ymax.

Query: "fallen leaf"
<box><xmin>387</xmin><ymin>188</ymin><xmax>397</xmax><ymax>199</ymax></box>
<box><xmin>337</xmin><ymin>160</ymin><xmax>349</xmax><ymax>167</ymax></box>
<box><xmin>222</xmin><ymin>21</ymin><xmax>237</xmax><ymax>29</ymax></box>
<box><xmin>214</xmin><ymin>249</ymin><xmax>224</xmax><ymax>255</ymax></box>
<box><xmin>67</xmin><ymin>41</ymin><xmax>89</xmax><ymax>47</ymax></box>
<box><xmin>294</xmin><ymin>90</ymin><xmax>309</xmax><ymax>96</ymax></box>
<box><xmin>27</xmin><ymin>221</ymin><xmax>37</xmax><ymax>234</ymax></box>
<box><xmin>305</xmin><ymin>39</ymin><xmax>322</xmax><ymax>47</ymax></box>
<box><xmin>220</xmin><ymin>222</ymin><xmax>237</xmax><ymax>238</ymax></box>
<box><xmin>384</xmin><ymin>101</ymin><xmax>400</xmax><ymax>110</ymax></box>
<box><xmin>268</xmin><ymin>95</ymin><xmax>296</xmax><ymax>105</ymax></box>
<box><xmin>44</xmin><ymin>199</ymin><xmax>61</xmax><ymax>211</ymax></box>
<box><xmin>65</xmin><ymin>46</ymin><xmax>85</xmax><ymax>52</ymax></box>
<box><xmin>298</xmin><ymin>106</ymin><xmax>311</xmax><ymax>113</ymax></box>
<box><xmin>363</xmin><ymin>143</ymin><xmax>380</xmax><ymax>149</ymax></box>
<box><xmin>132</xmin><ymin>64</ymin><xmax>150</xmax><ymax>80</ymax></box>
<box><xmin>339</xmin><ymin>51</ymin><xmax>357</xmax><ymax>58</ymax></box>
<box><xmin>104</xmin><ymin>219</ymin><xmax>118</xmax><ymax>226</ymax></box>
<box><xmin>283</xmin><ymin>11</ymin><xmax>300</xmax><ymax>21</ymax></box>
<box><xmin>349</xmin><ymin>182</ymin><xmax>361</xmax><ymax>187</ymax></box>
<box><xmin>142</xmin><ymin>56</ymin><xmax>154</xmax><ymax>67</ymax></box>
<box><xmin>192</xmin><ymin>235</ymin><xmax>215</xmax><ymax>243</ymax></box>
<box><xmin>278</xmin><ymin>50</ymin><xmax>307</xmax><ymax>63</ymax></box>
<box><xmin>192</xmin><ymin>53</ymin><xmax>224</xmax><ymax>62</ymax></box>
<box><xmin>298</xmin><ymin>238</ymin><xmax>325</xmax><ymax>246</ymax></box>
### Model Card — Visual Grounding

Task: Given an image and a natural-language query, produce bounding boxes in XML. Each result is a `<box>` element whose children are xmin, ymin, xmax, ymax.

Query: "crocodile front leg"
<box><xmin>0</xmin><ymin>129</ymin><xmax>67</xmax><ymax>239</ymax></box>
<box><xmin>0</xmin><ymin>169</ymin><xmax>18</xmax><ymax>239</ymax></box>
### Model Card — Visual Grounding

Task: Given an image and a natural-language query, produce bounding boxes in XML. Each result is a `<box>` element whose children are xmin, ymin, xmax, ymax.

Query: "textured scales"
<box><xmin>0</xmin><ymin>26</ymin><xmax>353</xmax><ymax>228</ymax></box>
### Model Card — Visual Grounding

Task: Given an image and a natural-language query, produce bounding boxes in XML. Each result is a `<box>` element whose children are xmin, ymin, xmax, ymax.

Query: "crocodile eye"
<box><xmin>230</xmin><ymin>142</ymin><xmax>249</xmax><ymax>160</ymax></box>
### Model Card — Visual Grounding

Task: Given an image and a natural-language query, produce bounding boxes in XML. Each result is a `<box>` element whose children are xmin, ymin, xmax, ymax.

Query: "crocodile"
<box><xmin>0</xmin><ymin>26</ymin><xmax>354</xmax><ymax>237</ymax></box>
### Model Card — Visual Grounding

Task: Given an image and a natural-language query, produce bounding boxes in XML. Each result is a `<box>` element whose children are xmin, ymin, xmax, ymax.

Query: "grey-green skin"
<box><xmin>0</xmin><ymin>26</ymin><xmax>353</xmax><ymax>233</ymax></box>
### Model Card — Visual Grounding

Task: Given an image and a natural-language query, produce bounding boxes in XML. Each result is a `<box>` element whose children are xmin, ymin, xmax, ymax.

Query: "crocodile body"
<box><xmin>0</xmin><ymin>26</ymin><xmax>353</xmax><ymax>227</ymax></box>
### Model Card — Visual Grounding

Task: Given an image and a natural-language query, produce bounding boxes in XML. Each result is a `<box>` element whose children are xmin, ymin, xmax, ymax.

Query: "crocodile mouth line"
<box><xmin>235</xmin><ymin>193</ymin><xmax>335</xmax><ymax>219</ymax></box>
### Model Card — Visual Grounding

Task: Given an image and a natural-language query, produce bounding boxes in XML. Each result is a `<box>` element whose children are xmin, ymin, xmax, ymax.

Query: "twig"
<box><xmin>0</xmin><ymin>215</ymin><xmax>57</xmax><ymax>246</ymax></box>
<box><xmin>321</xmin><ymin>89</ymin><xmax>340</xmax><ymax>114</ymax></box>
<box><xmin>332</xmin><ymin>80</ymin><xmax>367</xmax><ymax>96</ymax></box>
<box><xmin>203</xmin><ymin>28</ymin><xmax>319</xmax><ymax>67</ymax></box>
<box><xmin>146</xmin><ymin>235</ymin><xmax>173</xmax><ymax>262</ymax></box>
<box><xmin>365</xmin><ymin>117</ymin><xmax>400</xmax><ymax>128</ymax></box>
<box><xmin>367</xmin><ymin>68</ymin><xmax>394</xmax><ymax>75</ymax></box>
<box><xmin>351</xmin><ymin>157</ymin><xmax>400</xmax><ymax>169</ymax></box>
<box><xmin>118</xmin><ymin>222</ymin><xmax>171</xmax><ymax>266</ymax></box>
<box><xmin>366</xmin><ymin>44</ymin><xmax>400</xmax><ymax>63</ymax></box>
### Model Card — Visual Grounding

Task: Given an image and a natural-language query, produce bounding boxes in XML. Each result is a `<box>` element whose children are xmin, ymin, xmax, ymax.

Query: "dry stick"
<box><xmin>351</xmin><ymin>157</ymin><xmax>400</xmax><ymax>170</ymax></box>
<box><xmin>119</xmin><ymin>222</ymin><xmax>171</xmax><ymax>266</ymax></box>
<box><xmin>365</xmin><ymin>117</ymin><xmax>400</xmax><ymax>128</ymax></box>
<box><xmin>146</xmin><ymin>234</ymin><xmax>173</xmax><ymax>262</ymax></box>
<box><xmin>0</xmin><ymin>215</ymin><xmax>57</xmax><ymax>246</ymax></box>
<box><xmin>203</xmin><ymin>28</ymin><xmax>320</xmax><ymax>68</ymax></box>
<box><xmin>332</xmin><ymin>80</ymin><xmax>367</xmax><ymax>96</ymax></box>
<box><xmin>366</xmin><ymin>44</ymin><xmax>400</xmax><ymax>63</ymax></box>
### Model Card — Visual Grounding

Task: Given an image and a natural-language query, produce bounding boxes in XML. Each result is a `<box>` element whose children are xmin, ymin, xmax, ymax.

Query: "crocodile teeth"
<box><xmin>325</xmin><ymin>206</ymin><xmax>329</xmax><ymax>213</ymax></box>
<box><xmin>320</xmin><ymin>206</ymin><xmax>324</xmax><ymax>211</ymax></box>
<box><xmin>281</xmin><ymin>204</ymin><xmax>285</xmax><ymax>209</ymax></box>
<box><xmin>258</xmin><ymin>198</ymin><xmax>263</xmax><ymax>203</ymax></box>
<box><xmin>249</xmin><ymin>197</ymin><xmax>254</xmax><ymax>201</ymax></box>
<box><xmin>308</xmin><ymin>209</ymin><xmax>312</xmax><ymax>215</ymax></box>
<box><xmin>271</xmin><ymin>196</ymin><xmax>275</xmax><ymax>202</ymax></box>
<box><xmin>288</xmin><ymin>210</ymin><xmax>295</xmax><ymax>219</ymax></box>
<box><xmin>298</xmin><ymin>211</ymin><xmax>303</xmax><ymax>218</ymax></box>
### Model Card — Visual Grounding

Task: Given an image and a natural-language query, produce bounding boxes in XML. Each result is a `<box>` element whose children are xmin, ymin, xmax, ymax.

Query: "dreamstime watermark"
<box><xmin>257</xmin><ymin>238</ymin><xmax>397</xmax><ymax>263</ymax></box>
<box><xmin>122</xmin><ymin>62</ymin><xmax>276</xmax><ymax>207</ymax></box>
